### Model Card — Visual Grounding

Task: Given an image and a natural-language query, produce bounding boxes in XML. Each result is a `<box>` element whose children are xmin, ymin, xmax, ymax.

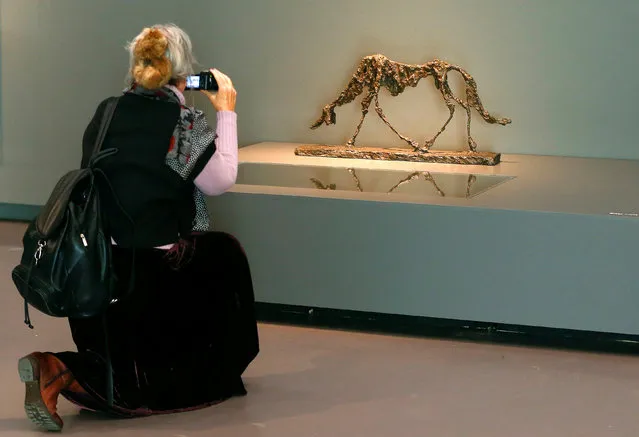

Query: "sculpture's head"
<box><xmin>311</xmin><ymin>105</ymin><xmax>337</xmax><ymax>129</ymax></box>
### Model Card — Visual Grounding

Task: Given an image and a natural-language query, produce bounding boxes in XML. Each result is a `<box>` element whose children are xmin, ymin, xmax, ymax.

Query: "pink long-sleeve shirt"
<box><xmin>193</xmin><ymin>110</ymin><xmax>238</xmax><ymax>195</ymax></box>
<box><xmin>164</xmin><ymin>84</ymin><xmax>239</xmax><ymax>196</ymax></box>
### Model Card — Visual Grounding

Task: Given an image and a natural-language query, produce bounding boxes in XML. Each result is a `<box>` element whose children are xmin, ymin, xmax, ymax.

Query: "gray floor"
<box><xmin>1</xmin><ymin>221</ymin><xmax>639</xmax><ymax>436</ymax></box>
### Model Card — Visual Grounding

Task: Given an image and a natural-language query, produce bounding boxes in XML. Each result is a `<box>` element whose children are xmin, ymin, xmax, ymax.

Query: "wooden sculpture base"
<box><xmin>294</xmin><ymin>145</ymin><xmax>501</xmax><ymax>166</ymax></box>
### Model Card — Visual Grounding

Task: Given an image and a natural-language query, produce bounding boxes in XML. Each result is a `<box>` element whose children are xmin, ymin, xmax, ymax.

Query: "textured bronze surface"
<box><xmin>308</xmin><ymin>54</ymin><xmax>510</xmax><ymax>162</ymax></box>
<box><xmin>295</xmin><ymin>144</ymin><xmax>501</xmax><ymax>166</ymax></box>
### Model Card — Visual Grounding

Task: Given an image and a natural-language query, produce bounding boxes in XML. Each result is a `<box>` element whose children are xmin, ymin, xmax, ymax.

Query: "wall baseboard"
<box><xmin>255</xmin><ymin>302</ymin><xmax>639</xmax><ymax>356</ymax></box>
<box><xmin>0</xmin><ymin>203</ymin><xmax>41</xmax><ymax>222</ymax></box>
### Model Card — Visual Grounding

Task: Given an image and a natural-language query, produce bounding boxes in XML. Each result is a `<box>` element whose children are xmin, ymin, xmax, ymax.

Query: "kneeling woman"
<box><xmin>17</xmin><ymin>24</ymin><xmax>259</xmax><ymax>431</ymax></box>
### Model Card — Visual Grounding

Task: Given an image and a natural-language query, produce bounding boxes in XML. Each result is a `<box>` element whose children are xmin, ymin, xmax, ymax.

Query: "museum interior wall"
<box><xmin>0</xmin><ymin>0</ymin><xmax>638</xmax><ymax>208</ymax></box>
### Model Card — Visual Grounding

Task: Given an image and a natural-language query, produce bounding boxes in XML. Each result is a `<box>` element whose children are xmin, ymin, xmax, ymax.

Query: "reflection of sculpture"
<box><xmin>296</xmin><ymin>54</ymin><xmax>511</xmax><ymax>166</ymax></box>
<box><xmin>466</xmin><ymin>175</ymin><xmax>477</xmax><ymax>198</ymax></box>
<box><xmin>309</xmin><ymin>168</ymin><xmax>478</xmax><ymax>198</ymax></box>
<box><xmin>387</xmin><ymin>172</ymin><xmax>445</xmax><ymax>196</ymax></box>
<box><xmin>310</xmin><ymin>178</ymin><xmax>336</xmax><ymax>190</ymax></box>
<box><xmin>347</xmin><ymin>168</ymin><xmax>363</xmax><ymax>192</ymax></box>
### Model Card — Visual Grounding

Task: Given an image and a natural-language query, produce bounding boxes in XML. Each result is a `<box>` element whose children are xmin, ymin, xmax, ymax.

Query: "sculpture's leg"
<box><xmin>465</xmin><ymin>87</ymin><xmax>478</xmax><ymax>152</ymax></box>
<box><xmin>346</xmin><ymin>89</ymin><xmax>376</xmax><ymax>147</ymax></box>
<box><xmin>373</xmin><ymin>94</ymin><xmax>420</xmax><ymax>151</ymax></box>
<box><xmin>422</xmin><ymin>91</ymin><xmax>456</xmax><ymax>152</ymax></box>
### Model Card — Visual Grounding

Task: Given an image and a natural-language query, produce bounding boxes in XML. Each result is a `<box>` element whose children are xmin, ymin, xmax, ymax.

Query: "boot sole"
<box><xmin>18</xmin><ymin>355</ymin><xmax>63</xmax><ymax>432</ymax></box>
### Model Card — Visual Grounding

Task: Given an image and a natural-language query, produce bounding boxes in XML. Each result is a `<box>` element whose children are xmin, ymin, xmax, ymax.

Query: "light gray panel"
<box><xmin>209</xmin><ymin>193</ymin><xmax>639</xmax><ymax>335</ymax></box>
<box><xmin>0</xmin><ymin>202</ymin><xmax>38</xmax><ymax>221</ymax></box>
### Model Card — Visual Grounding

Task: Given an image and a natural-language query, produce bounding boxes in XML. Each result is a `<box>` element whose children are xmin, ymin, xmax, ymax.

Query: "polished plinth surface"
<box><xmin>233</xmin><ymin>142</ymin><xmax>639</xmax><ymax>217</ymax></box>
<box><xmin>236</xmin><ymin>162</ymin><xmax>513</xmax><ymax>199</ymax></box>
<box><xmin>2</xmin><ymin>222</ymin><xmax>639</xmax><ymax>436</ymax></box>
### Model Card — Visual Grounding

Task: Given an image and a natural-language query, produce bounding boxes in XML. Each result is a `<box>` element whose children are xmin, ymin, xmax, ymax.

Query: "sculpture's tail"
<box><xmin>468</xmin><ymin>86</ymin><xmax>512</xmax><ymax>126</ymax></box>
<box><xmin>449</xmin><ymin>66</ymin><xmax>512</xmax><ymax>126</ymax></box>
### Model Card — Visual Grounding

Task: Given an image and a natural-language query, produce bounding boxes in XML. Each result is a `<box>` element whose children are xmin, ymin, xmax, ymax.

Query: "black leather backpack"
<box><xmin>11</xmin><ymin>97</ymin><xmax>122</xmax><ymax>328</ymax></box>
<box><xmin>11</xmin><ymin>96</ymin><xmax>130</xmax><ymax>407</ymax></box>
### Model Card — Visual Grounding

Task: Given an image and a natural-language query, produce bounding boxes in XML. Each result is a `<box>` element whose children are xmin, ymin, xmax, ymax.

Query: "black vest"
<box><xmin>89</xmin><ymin>94</ymin><xmax>196</xmax><ymax>248</ymax></box>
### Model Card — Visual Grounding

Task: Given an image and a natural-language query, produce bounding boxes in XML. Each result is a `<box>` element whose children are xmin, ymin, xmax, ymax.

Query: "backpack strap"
<box><xmin>91</xmin><ymin>97</ymin><xmax>119</xmax><ymax>159</ymax></box>
<box><xmin>88</xmin><ymin>97</ymin><xmax>139</xmax><ymax>410</ymax></box>
<box><xmin>84</xmin><ymin>96</ymin><xmax>121</xmax><ymax>409</ymax></box>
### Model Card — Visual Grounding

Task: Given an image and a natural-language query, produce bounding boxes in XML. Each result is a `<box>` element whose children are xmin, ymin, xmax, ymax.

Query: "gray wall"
<box><xmin>1</xmin><ymin>0</ymin><xmax>639</xmax><ymax>207</ymax></box>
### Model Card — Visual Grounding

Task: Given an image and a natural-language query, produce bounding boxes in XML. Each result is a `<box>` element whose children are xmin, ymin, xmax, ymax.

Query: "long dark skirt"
<box><xmin>53</xmin><ymin>232</ymin><xmax>260</xmax><ymax>417</ymax></box>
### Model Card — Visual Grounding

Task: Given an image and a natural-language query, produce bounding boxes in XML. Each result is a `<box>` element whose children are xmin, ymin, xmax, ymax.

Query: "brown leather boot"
<box><xmin>18</xmin><ymin>352</ymin><xmax>84</xmax><ymax>432</ymax></box>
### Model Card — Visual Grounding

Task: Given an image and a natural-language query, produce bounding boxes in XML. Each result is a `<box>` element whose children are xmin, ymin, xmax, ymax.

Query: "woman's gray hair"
<box><xmin>126</xmin><ymin>23</ymin><xmax>198</xmax><ymax>84</ymax></box>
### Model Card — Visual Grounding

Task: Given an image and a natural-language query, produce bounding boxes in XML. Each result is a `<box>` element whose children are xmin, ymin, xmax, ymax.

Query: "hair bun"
<box><xmin>132</xmin><ymin>27</ymin><xmax>172</xmax><ymax>89</ymax></box>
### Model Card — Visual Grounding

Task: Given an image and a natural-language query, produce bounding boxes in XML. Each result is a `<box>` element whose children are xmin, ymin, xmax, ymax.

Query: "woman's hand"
<box><xmin>200</xmin><ymin>69</ymin><xmax>236</xmax><ymax>112</ymax></box>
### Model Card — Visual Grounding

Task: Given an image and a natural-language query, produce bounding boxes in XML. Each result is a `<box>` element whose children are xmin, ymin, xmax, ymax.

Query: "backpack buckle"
<box><xmin>34</xmin><ymin>240</ymin><xmax>47</xmax><ymax>266</ymax></box>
